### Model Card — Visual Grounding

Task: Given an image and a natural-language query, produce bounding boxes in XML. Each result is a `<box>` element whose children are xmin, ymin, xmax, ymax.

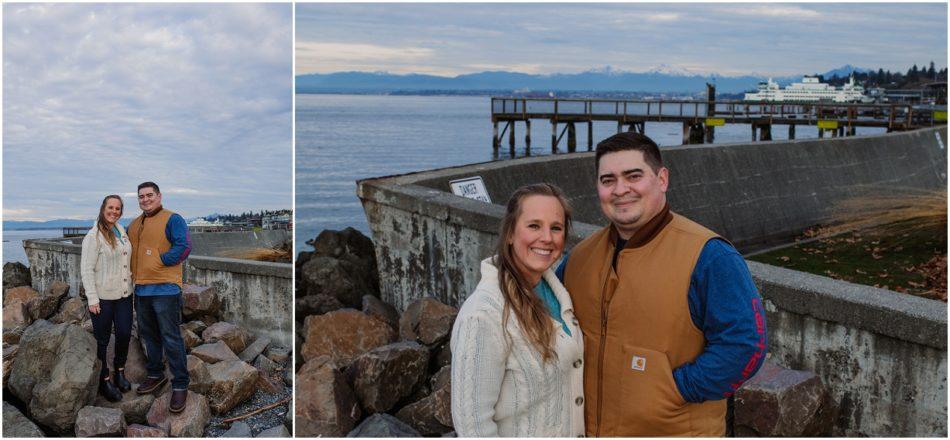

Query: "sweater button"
<box><xmin>573</xmin><ymin>359</ymin><xmax>582</xmax><ymax>368</ymax></box>
<box><xmin>572</xmin><ymin>318</ymin><xmax>579</xmax><ymax>326</ymax></box>
<box><xmin>575</xmin><ymin>396</ymin><xmax>584</xmax><ymax>406</ymax></box>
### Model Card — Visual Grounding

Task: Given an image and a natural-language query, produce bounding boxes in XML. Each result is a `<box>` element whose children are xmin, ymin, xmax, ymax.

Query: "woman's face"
<box><xmin>103</xmin><ymin>198</ymin><xmax>122</xmax><ymax>225</ymax></box>
<box><xmin>509</xmin><ymin>195</ymin><xmax>566</xmax><ymax>285</ymax></box>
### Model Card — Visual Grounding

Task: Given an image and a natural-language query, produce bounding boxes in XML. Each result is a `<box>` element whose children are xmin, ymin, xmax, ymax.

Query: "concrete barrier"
<box><xmin>22</xmin><ymin>238</ymin><xmax>292</xmax><ymax>347</ymax></box>
<box><xmin>188</xmin><ymin>230</ymin><xmax>290</xmax><ymax>257</ymax></box>
<box><xmin>357</xmin><ymin>127</ymin><xmax>948</xmax><ymax>436</ymax></box>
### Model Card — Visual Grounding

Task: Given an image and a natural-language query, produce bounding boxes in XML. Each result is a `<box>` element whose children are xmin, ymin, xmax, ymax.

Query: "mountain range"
<box><xmin>297</xmin><ymin>65</ymin><xmax>871</xmax><ymax>95</ymax></box>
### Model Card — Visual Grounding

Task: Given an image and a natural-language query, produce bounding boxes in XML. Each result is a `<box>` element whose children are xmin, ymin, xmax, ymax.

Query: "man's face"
<box><xmin>138</xmin><ymin>187</ymin><xmax>162</xmax><ymax>213</ymax></box>
<box><xmin>596</xmin><ymin>150</ymin><xmax>668</xmax><ymax>239</ymax></box>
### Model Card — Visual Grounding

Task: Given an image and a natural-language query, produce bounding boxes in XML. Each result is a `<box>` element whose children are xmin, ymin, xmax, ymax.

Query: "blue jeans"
<box><xmin>90</xmin><ymin>295</ymin><xmax>133</xmax><ymax>379</ymax></box>
<box><xmin>135</xmin><ymin>292</ymin><xmax>189</xmax><ymax>389</ymax></box>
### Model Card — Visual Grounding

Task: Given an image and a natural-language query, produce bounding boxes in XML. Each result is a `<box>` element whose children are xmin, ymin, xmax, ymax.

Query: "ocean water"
<box><xmin>294</xmin><ymin>94</ymin><xmax>886</xmax><ymax>252</ymax></box>
<box><xmin>3</xmin><ymin>229</ymin><xmax>62</xmax><ymax>264</ymax></box>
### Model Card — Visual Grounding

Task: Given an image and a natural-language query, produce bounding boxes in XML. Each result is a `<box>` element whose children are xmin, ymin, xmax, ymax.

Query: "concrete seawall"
<box><xmin>358</xmin><ymin>127</ymin><xmax>948</xmax><ymax>436</ymax></box>
<box><xmin>23</xmin><ymin>235</ymin><xmax>292</xmax><ymax>347</ymax></box>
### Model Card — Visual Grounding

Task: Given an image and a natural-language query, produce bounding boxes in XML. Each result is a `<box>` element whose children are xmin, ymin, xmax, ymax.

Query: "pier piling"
<box><xmin>509</xmin><ymin>121</ymin><xmax>516</xmax><ymax>156</ymax></box>
<box><xmin>551</xmin><ymin>120</ymin><xmax>558</xmax><ymax>153</ymax></box>
<box><xmin>587</xmin><ymin>121</ymin><xmax>593</xmax><ymax>151</ymax></box>
<box><xmin>788</xmin><ymin>124</ymin><xmax>796</xmax><ymax>140</ymax></box>
<box><xmin>492</xmin><ymin>121</ymin><xmax>500</xmax><ymax>152</ymax></box>
<box><xmin>525</xmin><ymin>120</ymin><xmax>531</xmax><ymax>155</ymax></box>
<box><xmin>760</xmin><ymin>124</ymin><xmax>773</xmax><ymax>141</ymax></box>
<box><xmin>567</xmin><ymin>122</ymin><xmax>577</xmax><ymax>153</ymax></box>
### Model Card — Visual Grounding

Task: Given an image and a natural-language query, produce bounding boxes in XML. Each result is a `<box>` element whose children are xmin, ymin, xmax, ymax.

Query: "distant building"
<box><xmin>263</xmin><ymin>214</ymin><xmax>292</xmax><ymax>230</ymax></box>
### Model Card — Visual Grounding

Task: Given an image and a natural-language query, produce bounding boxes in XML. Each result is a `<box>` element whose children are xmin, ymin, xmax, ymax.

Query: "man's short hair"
<box><xmin>595</xmin><ymin>132</ymin><xmax>663</xmax><ymax>173</ymax></box>
<box><xmin>137</xmin><ymin>181</ymin><xmax>160</xmax><ymax>194</ymax></box>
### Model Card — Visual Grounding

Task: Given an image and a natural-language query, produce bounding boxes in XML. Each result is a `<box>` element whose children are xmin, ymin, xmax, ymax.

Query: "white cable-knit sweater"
<box><xmin>80</xmin><ymin>223</ymin><xmax>132</xmax><ymax>306</ymax></box>
<box><xmin>451</xmin><ymin>257</ymin><xmax>585</xmax><ymax>437</ymax></box>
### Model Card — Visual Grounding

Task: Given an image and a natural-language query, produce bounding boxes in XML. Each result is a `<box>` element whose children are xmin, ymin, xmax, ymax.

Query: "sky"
<box><xmin>3</xmin><ymin>3</ymin><xmax>292</xmax><ymax>222</ymax></box>
<box><xmin>296</xmin><ymin>2</ymin><xmax>948</xmax><ymax>77</ymax></box>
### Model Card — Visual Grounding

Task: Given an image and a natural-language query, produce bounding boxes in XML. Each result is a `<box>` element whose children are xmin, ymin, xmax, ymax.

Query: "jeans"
<box><xmin>135</xmin><ymin>292</ymin><xmax>190</xmax><ymax>389</ymax></box>
<box><xmin>90</xmin><ymin>295</ymin><xmax>133</xmax><ymax>379</ymax></box>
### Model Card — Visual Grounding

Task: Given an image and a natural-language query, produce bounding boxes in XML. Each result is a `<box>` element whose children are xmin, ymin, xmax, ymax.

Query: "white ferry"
<box><xmin>745</xmin><ymin>75</ymin><xmax>873</xmax><ymax>103</ymax></box>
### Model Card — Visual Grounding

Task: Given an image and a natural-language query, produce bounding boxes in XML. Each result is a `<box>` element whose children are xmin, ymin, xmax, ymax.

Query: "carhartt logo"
<box><xmin>631</xmin><ymin>356</ymin><xmax>646</xmax><ymax>371</ymax></box>
<box><xmin>146</xmin><ymin>249</ymin><xmax>152</xmax><ymax>256</ymax></box>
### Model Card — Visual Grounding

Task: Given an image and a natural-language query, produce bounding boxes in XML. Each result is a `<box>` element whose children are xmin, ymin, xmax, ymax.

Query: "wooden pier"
<box><xmin>491</xmin><ymin>86</ymin><xmax>947</xmax><ymax>155</ymax></box>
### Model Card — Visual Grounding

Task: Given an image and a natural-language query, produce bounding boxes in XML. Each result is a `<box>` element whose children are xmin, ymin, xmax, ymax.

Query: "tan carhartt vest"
<box><xmin>565</xmin><ymin>213</ymin><xmax>725</xmax><ymax>437</ymax></box>
<box><xmin>128</xmin><ymin>208</ymin><xmax>183</xmax><ymax>287</ymax></box>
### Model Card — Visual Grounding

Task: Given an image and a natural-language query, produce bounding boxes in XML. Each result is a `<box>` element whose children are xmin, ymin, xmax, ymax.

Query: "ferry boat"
<box><xmin>745</xmin><ymin>75</ymin><xmax>873</xmax><ymax>103</ymax></box>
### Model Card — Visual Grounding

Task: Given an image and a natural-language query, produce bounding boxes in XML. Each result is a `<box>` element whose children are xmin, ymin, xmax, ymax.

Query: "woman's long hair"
<box><xmin>96</xmin><ymin>195</ymin><xmax>124</xmax><ymax>249</ymax></box>
<box><xmin>493</xmin><ymin>183</ymin><xmax>572</xmax><ymax>362</ymax></box>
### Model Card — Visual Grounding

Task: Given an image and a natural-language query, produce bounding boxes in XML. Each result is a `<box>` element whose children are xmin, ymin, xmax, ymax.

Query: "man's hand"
<box><xmin>89</xmin><ymin>304</ymin><xmax>101</xmax><ymax>314</ymax></box>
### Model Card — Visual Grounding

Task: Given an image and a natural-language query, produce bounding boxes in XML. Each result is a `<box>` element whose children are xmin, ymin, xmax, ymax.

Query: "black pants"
<box><xmin>90</xmin><ymin>295</ymin><xmax>133</xmax><ymax>379</ymax></box>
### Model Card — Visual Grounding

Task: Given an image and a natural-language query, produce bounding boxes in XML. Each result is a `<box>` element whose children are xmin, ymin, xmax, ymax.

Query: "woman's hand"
<box><xmin>89</xmin><ymin>304</ymin><xmax>100</xmax><ymax>314</ymax></box>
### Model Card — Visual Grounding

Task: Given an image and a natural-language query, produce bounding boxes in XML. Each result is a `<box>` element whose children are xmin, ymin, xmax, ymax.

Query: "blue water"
<box><xmin>294</xmin><ymin>94</ymin><xmax>886</xmax><ymax>251</ymax></box>
<box><xmin>3</xmin><ymin>229</ymin><xmax>62</xmax><ymax>264</ymax></box>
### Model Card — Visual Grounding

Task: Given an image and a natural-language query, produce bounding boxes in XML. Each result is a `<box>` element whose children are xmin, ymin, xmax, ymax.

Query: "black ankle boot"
<box><xmin>114</xmin><ymin>369</ymin><xmax>131</xmax><ymax>392</ymax></box>
<box><xmin>100</xmin><ymin>375</ymin><xmax>123</xmax><ymax>402</ymax></box>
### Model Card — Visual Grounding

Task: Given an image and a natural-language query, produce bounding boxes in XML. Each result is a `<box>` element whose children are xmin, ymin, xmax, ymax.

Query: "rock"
<box><xmin>257</xmin><ymin>424</ymin><xmax>292</xmax><ymax>437</ymax></box>
<box><xmin>431</xmin><ymin>365</ymin><xmax>451</xmax><ymax>391</ymax></box>
<box><xmin>4</xmin><ymin>285</ymin><xmax>39</xmax><ymax>306</ymax></box>
<box><xmin>301</xmin><ymin>309</ymin><xmax>396</xmax><ymax>365</ymax></box>
<box><xmin>30</xmin><ymin>281</ymin><xmax>69</xmax><ymax>321</ymax></box>
<box><xmin>257</xmin><ymin>370</ymin><xmax>283</xmax><ymax>395</ymax></box>
<box><xmin>348</xmin><ymin>413</ymin><xmax>422</xmax><ymax>437</ymax></box>
<box><xmin>285</xmin><ymin>399</ymin><xmax>293</xmax><ymax>430</ymax></box>
<box><xmin>296</xmin><ymin>294</ymin><xmax>345</xmax><ymax>316</ymax></box>
<box><xmin>146</xmin><ymin>390</ymin><xmax>211</xmax><ymax>437</ymax></box>
<box><xmin>109</xmin><ymin>335</ymin><xmax>149</xmax><ymax>385</ymax></box>
<box><xmin>295</xmin><ymin>357</ymin><xmax>361</xmax><ymax>437</ymax></box>
<box><xmin>734</xmin><ymin>361</ymin><xmax>838</xmax><ymax>436</ymax></box>
<box><xmin>395</xmin><ymin>385</ymin><xmax>453</xmax><ymax>435</ymax></box>
<box><xmin>3</xmin><ymin>344</ymin><xmax>18</xmax><ymax>387</ymax></box>
<box><xmin>181</xmin><ymin>284</ymin><xmax>221</xmax><ymax>320</ymax></box>
<box><xmin>95</xmin><ymin>390</ymin><xmax>156</xmax><ymax>425</ymax></box>
<box><xmin>221</xmin><ymin>420</ymin><xmax>253</xmax><ymax>437</ymax></box>
<box><xmin>191</xmin><ymin>341</ymin><xmax>240</xmax><ymax>364</ymax></box>
<box><xmin>201</xmin><ymin>322</ymin><xmax>250</xmax><ymax>354</ymax></box>
<box><xmin>239</xmin><ymin>335</ymin><xmax>271</xmax><ymax>363</ymax></box>
<box><xmin>399</xmin><ymin>297</ymin><xmax>458</xmax><ymax>347</ymax></box>
<box><xmin>442</xmin><ymin>431</ymin><xmax>457</xmax><ymax>437</ymax></box>
<box><xmin>310</xmin><ymin>227</ymin><xmax>377</xmax><ymax>270</ymax></box>
<box><xmin>74</xmin><ymin>406</ymin><xmax>127</xmax><ymax>437</ymax></box>
<box><xmin>3</xmin><ymin>329</ymin><xmax>24</xmax><ymax>345</ymax></box>
<box><xmin>8</xmin><ymin>320</ymin><xmax>99</xmax><ymax>434</ymax></box>
<box><xmin>186</xmin><ymin>355</ymin><xmax>213</xmax><ymax>395</ymax></box>
<box><xmin>3</xmin><ymin>261</ymin><xmax>32</xmax><ymax>288</ymax></box>
<box><xmin>207</xmin><ymin>360</ymin><xmax>258</xmax><ymax>414</ymax></box>
<box><xmin>3</xmin><ymin>300</ymin><xmax>31</xmax><ymax>336</ymax></box>
<box><xmin>348</xmin><ymin>341</ymin><xmax>430</xmax><ymax>413</ymax></box>
<box><xmin>3</xmin><ymin>401</ymin><xmax>45</xmax><ymax>437</ymax></box>
<box><xmin>181</xmin><ymin>320</ymin><xmax>208</xmax><ymax>335</ymax></box>
<box><xmin>265</xmin><ymin>344</ymin><xmax>291</xmax><ymax>364</ymax></box>
<box><xmin>254</xmin><ymin>353</ymin><xmax>280</xmax><ymax>375</ymax></box>
<box><xmin>362</xmin><ymin>294</ymin><xmax>399</xmax><ymax>330</ymax></box>
<box><xmin>299</xmin><ymin>257</ymin><xmax>374</xmax><ymax>308</ymax></box>
<box><xmin>127</xmin><ymin>423</ymin><xmax>168</xmax><ymax>437</ymax></box>
<box><xmin>50</xmin><ymin>297</ymin><xmax>88</xmax><ymax>325</ymax></box>
<box><xmin>431</xmin><ymin>342</ymin><xmax>452</xmax><ymax>373</ymax></box>
<box><xmin>181</xmin><ymin>328</ymin><xmax>202</xmax><ymax>350</ymax></box>
<box><xmin>283</xmin><ymin>365</ymin><xmax>293</xmax><ymax>386</ymax></box>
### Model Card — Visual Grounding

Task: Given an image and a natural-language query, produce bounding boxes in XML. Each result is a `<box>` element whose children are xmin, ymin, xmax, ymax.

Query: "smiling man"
<box><xmin>128</xmin><ymin>181</ymin><xmax>192</xmax><ymax>413</ymax></box>
<box><xmin>558</xmin><ymin>132</ymin><xmax>768</xmax><ymax>436</ymax></box>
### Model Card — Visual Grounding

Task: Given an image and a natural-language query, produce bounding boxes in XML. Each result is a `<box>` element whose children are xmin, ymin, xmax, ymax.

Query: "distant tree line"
<box><xmin>209</xmin><ymin>209</ymin><xmax>291</xmax><ymax>222</ymax></box>
<box><xmin>820</xmin><ymin>61</ymin><xmax>947</xmax><ymax>89</ymax></box>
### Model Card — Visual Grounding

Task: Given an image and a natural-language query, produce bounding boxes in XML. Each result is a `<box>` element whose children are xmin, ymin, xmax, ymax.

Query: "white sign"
<box><xmin>450</xmin><ymin>176</ymin><xmax>492</xmax><ymax>203</ymax></box>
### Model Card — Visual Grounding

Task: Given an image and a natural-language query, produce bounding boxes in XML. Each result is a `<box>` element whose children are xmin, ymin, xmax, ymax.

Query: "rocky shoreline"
<box><xmin>2</xmin><ymin>262</ymin><xmax>292</xmax><ymax>438</ymax></box>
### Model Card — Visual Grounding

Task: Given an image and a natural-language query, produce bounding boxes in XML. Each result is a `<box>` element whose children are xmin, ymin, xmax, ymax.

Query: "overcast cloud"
<box><xmin>4</xmin><ymin>3</ymin><xmax>292</xmax><ymax>221</ymax></box>
<box><xmin>296</xmin><ymin>3</ymin><xmax>947</xmax><ymax>77</ymax></box>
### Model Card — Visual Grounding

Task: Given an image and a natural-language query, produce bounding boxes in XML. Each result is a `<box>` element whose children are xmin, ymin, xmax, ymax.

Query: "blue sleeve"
<box><xmin>161</xmin><ymin>214</ymin><xmax>192</xmax><ymax>266</ymax></box>
<box><xmin>555</xmin><ymin>251</ymin><xmax>569</xmax><ymax>283</ymax></box>
<box><xmin>673</xmin><ymin>239</ymin><xmax>768</xmax><ymax>403</ymax></box>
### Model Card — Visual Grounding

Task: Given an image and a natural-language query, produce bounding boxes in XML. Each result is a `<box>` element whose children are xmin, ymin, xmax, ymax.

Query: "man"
<box><xmin>558</xmin><ymin>132</ymin><xmax>767</xmax><ymax>436</ymax></box>
<box><xmin>128</xmin><ymin>182</ymin><xmax>192</xmax><ymax>412</ymax></box>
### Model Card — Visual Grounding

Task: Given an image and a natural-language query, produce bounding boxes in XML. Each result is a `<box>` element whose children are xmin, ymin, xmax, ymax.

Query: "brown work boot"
<box><xmin>169</xmin><ymin>389</ymin><xmax>188</xmax><ymax>413</ymax></box>
<box><xmin>136</xmin><ymin>376</ymin><xmax>168</xmax><ymax>394</ymax></box>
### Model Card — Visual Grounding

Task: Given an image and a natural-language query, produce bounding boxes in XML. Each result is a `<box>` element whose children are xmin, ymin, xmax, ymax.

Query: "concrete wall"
<box><xmin>22</xmin><ymin>238</ymin><xmax>292</xmax><ymax>347</ymax></box>
<box><xmin>357</xmin><ymin>127</ymin><xmax>948</xmax><ymax>436</ymax></box>
<box><xmin>188</xmin><ymin>230</ymin><xmax>290</xmax><ymax>258</ymax></box>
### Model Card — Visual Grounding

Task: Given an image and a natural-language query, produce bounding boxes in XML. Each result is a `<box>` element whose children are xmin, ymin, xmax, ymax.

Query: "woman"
<box><xmin>451</xmin><ymin>183</ymin><xmax>584</xmax><ymax>437</ymax></box>
<box><xmin>80</xmin><ymin>195</ymin><xmax>133</xmax><ymax>402</ymax></box>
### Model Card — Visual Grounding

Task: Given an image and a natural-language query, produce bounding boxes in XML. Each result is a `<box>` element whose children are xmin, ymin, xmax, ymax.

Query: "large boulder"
<box><xmin>301</xmin><ymin>309</ymin><xmax>396</xmax><ymax>366</ymax></box>
<box><xmin>399</xmin><ymin>297</ymin><xmax>458</xmax><ymax>347</ymax></box>
<box><xmin>126</xmin><ymin>423</ymin><xmax>168</xmax><ymax>437</ymax></box>
<box><xmin>207</xmin><ymin>360</ymin><xmax>258</xmax><ymax>414</ymax></box>
<box><xmin>2</xmin><ymin>401</ymin><xmax>45</xmax><ymax>437</ymax></box>
<box><xmin>395</xmin><ymin>385</ymin><xmax>453</xmax><ymax>436</ymax></box>
<box><xmin>7</xmin><ymin>320</ymin><xmax>99</xmax><ymax>434</ymax></box>
<box><xmin>239</xmin><ymin>335</ymin><xmax>272</xmax><ymax>363</ymax></box>
<box><xmin>295</xmin><ymin>357</ymin><xmax>361</xmax><ymax>437</ymax></box>
<box><xmin>257</xmin><ymin>424</ymin><xmax>292</xmax><ymax>437</ymax></box>
<box><xmin>3</xmin><ymin>344</ymin><xmax>18</xmax><ymax>387</ymax></box>
<box><xmin>265</xmin><ymin>344</ymin><xmax>291</xmax><ymax>364</ymax></box>
<box><xmin>181</xmin><ymin>328</ymin><xmax>202</xmax><ymax>350</ymax></box>
<box><xmin>348</xmin><ymin>341</ymin><xmax>430</xmax><ymax>413</ymax></box>
<box><xmin>145</xmin><ymin>391</ymin><xmax>211</xmax><ymax>437</ymax></box>
<box><xmin>107</xmin><ymin>335</ymin><xmax>149</xmax><ymax>384</ymax></box>
<box><xmin>181</xmin><ymin>284</ymin><xmax>221</xmax><ymax>321</ymax></box>
<box><xmin>191</xmin><ymin>341</ymin><xmax>240</xmax><ymax>364</ymax></box>
<box><xmin>201</xmin><ymin>322</ymin><xmax>250</xmax><ymax>354</ymax></box>
<box><xmin>50</xmin><ymin>297</ymin><xmax>88</xmax><ymax>325</ymax></box>
<box><xmin>299</xmin><ymin>257</ymin><xmax>375</xmax><ymax>308</ymax></box>
<box><xmin>221</xmin><ymin>420</ymin><xmax>252</xmax><ymax>437</ymax></box>
<box><xmin>94</xmin><ymin>390</ymin><xmax>156</xmax><ymax>425</ymax></box>
<box><xmin>2</xmin><ymin>300</ymin><xmax>31</xmax><ymax>341</ymax></box>
<box><xmin>734</xmin><ymin>361</ymin><xmax>838</xmax><ymax>436</ymax></box>
<box><xmin>362</xmin><ymin>294</ymin><xmax>399</xmax><ymax>331</ymax></box>
<box><xmin>296</xmin><ymin>294</ymin><xmax>345</xmax><ymax>317</ymax></box>
<box><xmin>348</xmin><ymin>413</ymin><xmax>422</xmax><ymax>437</ymax></box>
<box><xmin>4</xmin><ymin>285</ymin><xmax>39</xmax><ymax>306</ymax></box>
<box><xmin>28</xmin><ymin>281</ymin><xmax>69</xmax><ymax>321</ymax></box>
<box><xmin>186</xmin><ymin>355</ymin><xmax>213</xmax><ymax>395</ymax></box>
<box><xmin>2</xmin><ymin>261</ymin><xmax>32</xmax><ymax>288</ymax></box>
<box><xmin>181</xmin><ymin>320</ymin><xmax>208</xmax><ymax>336</ymax></box>
<box><xmin>74</xmin><ymin>406</ymin><xmax>127</xmax><ymax>437</ymax></box>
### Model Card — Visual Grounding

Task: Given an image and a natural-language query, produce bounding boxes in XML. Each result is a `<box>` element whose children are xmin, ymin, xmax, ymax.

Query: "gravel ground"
<box><xmin>203</xmin><ymin>363</ymin><xmax>292</xmax><ymax>437</ymax></box>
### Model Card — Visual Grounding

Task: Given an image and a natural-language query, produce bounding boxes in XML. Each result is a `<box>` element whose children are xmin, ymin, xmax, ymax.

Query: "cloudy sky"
<box><xmin>296</xmin><ymin>3</ymin><xmax>948</xmax><ymax>77</ymax></box>
<box><xmin>3</xmin><ymin>3</ymin><xmax>292</xmax><ymax>221</ymax></box>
